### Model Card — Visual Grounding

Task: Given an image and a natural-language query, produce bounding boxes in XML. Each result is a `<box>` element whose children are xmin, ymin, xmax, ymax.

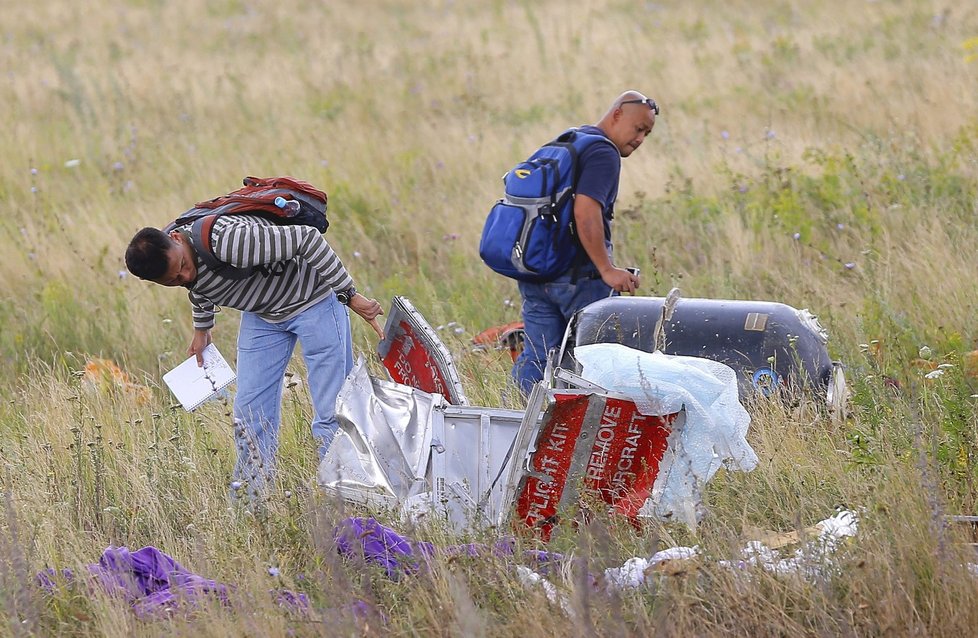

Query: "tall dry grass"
<box><xmin>1</xmin><ymin>0</ymin><xmax>978</xmax><ymax>635</ymax></box>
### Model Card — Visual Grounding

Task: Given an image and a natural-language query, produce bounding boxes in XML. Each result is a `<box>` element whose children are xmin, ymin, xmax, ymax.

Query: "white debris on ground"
<box><xmin>601</xmin><ymin>510</ymin><xmax>859</xmax><ymax>590</ymax></box>
<box><xmin>575</xmin><ymin>344</ymin><xmax>759</xmax><ymax>527</ymax></box>
<box><xmin>516</xmin><ymin>511</ymin><xmax>859</xmax><ymax>614</ymax></box>
<box><xmin>727</xmin><ymin>509</ymin><xmax>859</xmax><ymax>578</ymax></box>
<box><xmin>516</xmin><ymin>566</ymin><xmax>572</xmax><ymax>616</ymax></box>
<box><xmin>604</xmin><ymin>547</ymin><xmax>700</xmax><ymax>589</ymax></box>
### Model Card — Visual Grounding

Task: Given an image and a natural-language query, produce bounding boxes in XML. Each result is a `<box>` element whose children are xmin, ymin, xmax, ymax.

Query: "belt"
<box><xmin>570</xmin><ymin>267</ymin><xmax>602</xmax><ymax>283</ymax></box>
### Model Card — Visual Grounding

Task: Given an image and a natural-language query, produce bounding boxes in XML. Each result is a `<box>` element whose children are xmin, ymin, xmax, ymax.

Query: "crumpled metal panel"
<box><xmin>318</xmin><ymin>358</ymin><xmax>435</xmax><ymax>502</ymax></box>
<box><xmin>318</xmin><ymin>358</ymin><xmax>526</xmax><ymax>530</ymax></box>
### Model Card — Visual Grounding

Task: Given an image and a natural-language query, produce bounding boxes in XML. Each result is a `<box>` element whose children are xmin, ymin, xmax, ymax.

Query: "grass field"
<box><xmin>2</xmin><ymin>0</ymin><xmax>978</xmax><ymax>635</ymax></box>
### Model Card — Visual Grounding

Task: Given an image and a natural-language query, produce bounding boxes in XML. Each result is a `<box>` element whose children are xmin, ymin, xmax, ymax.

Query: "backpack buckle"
<box><xmin>541</xmin><ymin>202</ymin><xmax>558</xmax><ymax>221</ymax></box>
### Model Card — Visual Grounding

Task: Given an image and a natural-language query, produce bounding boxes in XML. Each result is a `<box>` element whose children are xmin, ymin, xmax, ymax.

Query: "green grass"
<box><xmin>2</xmin><ymin>0</ymin><xmax>978</xmax><ymax>635</ymax></box>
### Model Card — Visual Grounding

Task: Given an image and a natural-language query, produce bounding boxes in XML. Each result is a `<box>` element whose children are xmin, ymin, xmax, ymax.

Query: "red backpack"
<box><xmin>164</xmin><ymin>176</ymin><xmax>329</xmax><ymax>280</ymax></box>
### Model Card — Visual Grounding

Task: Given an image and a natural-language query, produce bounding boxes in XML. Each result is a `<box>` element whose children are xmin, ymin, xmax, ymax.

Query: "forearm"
<box><xmin>572</xmin><ymin>194</ymin><xmax>640</xmax><ymax>294</ymax></box>
<box><xmin>189</xmin><ymin>293</ymin><xmax>216</xmax><ymax>330</ymax></box>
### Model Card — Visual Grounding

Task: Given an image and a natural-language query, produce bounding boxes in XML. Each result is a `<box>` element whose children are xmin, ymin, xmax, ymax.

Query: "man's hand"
<box><xmin>188</xmin><ymin>328</ymin><xmax>213</xmax><ymax>367</ymax></box>
<box><xmin>348</xmin><ymin>294</ymin><xmax>385</xmax><ymax>339</ymax></box>
<box><xmin>601</xmin><ymin>267</ymin><xmax>641</xmax><ymax>295</ymax></box>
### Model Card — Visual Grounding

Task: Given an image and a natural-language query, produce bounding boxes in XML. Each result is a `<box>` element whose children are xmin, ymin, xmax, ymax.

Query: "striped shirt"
<box><xmin>180</xmin><ymin>215</ymin><xmax>354</xmax><ymax>330</ymax></box>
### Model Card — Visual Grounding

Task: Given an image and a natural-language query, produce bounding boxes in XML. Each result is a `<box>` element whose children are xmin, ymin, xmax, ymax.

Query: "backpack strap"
<box><xmin>565</xmin><ymin>128</ymin><xmax>618</xmax><ymax>202</ymax></box>
<box><xmin>188</xmin><ymin>215</ymin><xmax>255</xmax><ymax>280</ymax></box>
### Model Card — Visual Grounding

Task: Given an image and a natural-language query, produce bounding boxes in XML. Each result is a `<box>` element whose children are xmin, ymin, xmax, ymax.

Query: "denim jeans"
<box><xmin>512</xmin><ymin>270</ymin><xmax>613</xmax><ymax>395</ymax></box>
<box><xmin>232</xmin><ymin>293</ymin><xmax>353</xmax><ymax>497</ymax></box>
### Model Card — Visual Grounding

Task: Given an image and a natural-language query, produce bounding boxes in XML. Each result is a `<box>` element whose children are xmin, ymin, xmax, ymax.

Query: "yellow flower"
<box><xmin>963</xmin><ymin>36</ymin><xmax>978</xmax><ymax>63</ymax></box>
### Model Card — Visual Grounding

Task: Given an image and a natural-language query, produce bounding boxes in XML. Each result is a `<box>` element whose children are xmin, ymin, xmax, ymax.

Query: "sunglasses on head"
<box><xmin>620</xmin><ymin>97</ymin><xmax>660</xmax><ymax>115</ymax></box>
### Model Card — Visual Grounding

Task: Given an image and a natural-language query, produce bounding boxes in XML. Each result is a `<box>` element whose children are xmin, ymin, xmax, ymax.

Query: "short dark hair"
<box><xmin>125</xmin><ymin>227</ymin><xmax>172</xmax><ymax>280</ymax></box>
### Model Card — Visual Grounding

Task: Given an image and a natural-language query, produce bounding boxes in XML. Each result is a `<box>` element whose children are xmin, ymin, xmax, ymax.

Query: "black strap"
<box><xmin>569</xmin><ymin>250</ymin><xmax>590</xmax><ymax>283</ymax></box>
<box><xmin>188</xmin><ymin>216</ymin><xmax>255</xmax><ymax>280</ymax></box>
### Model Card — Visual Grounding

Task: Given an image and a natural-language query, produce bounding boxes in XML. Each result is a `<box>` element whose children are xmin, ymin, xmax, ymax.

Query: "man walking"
<box><xmin>125</xmin><ymin>210</ymin><xmax>383</xmax><ymax>499</ymax></box>
<box><xmin>512</xmin><ymin>91</ymin><xmax>657</xmax><ymax>395</ymax></box>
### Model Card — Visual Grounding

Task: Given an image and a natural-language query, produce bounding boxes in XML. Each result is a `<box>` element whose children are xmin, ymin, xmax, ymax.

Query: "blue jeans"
<box><xmin>232</xmin><ymin>294</ymin><xmax>354</xmax><ymax>496</ymax></box>
<box><xmin>512</xmin><ymin>270</ymin><xmax>613</xmax><ymax>395</ymax></box>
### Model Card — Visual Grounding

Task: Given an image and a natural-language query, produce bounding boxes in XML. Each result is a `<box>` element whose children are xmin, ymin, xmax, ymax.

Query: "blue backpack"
<box><xmin>479</xmin><ymin>128</ymin><xmax>615</xmax><ymax>282</ymax></box>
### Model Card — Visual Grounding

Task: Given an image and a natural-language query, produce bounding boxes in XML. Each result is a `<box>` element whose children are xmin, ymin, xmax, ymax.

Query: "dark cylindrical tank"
<box><xmin>557</xmin><ymin>296</ymin><xmax>840</xmax><ymax>402</ymax></box>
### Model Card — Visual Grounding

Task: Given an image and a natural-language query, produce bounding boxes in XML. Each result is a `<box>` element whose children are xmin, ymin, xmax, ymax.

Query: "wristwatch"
<box><xmin>335</xmin><ymin>285</ymin><xmax>357</xmax><ymax>305</ymax></box>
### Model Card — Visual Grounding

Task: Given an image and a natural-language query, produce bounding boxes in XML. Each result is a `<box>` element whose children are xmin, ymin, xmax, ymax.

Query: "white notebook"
<box><xmin>163</xmin><ymin>344</ymin><xmax>236</xmax><ymax>411</ymax></box>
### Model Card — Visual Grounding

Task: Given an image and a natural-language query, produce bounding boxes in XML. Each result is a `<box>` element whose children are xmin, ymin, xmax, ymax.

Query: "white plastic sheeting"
<box><xmin>574</xmin><ymin>344</ymin><xmax>759</xmax><ymax>526</ymax></box>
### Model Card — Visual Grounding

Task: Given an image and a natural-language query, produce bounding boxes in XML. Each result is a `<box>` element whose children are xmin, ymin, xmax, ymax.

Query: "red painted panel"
<box><xmin>514</xmin><ymin>394</ymin><xmax>589</xmax><ymax>535</ymax></box>
<box><xmin>381</xmin><ymin>320</ymin><xmax>452</xmax><ymax>400</ymax></box>
<box><xmin>581</xmin><ymin>397</ymin><xmax>676</xmax><ymax>518</ymax></box>
<box><xmin>513</xmin><ymin>393</ymin><xmax>677</xmax><ymax>537</ymax></box>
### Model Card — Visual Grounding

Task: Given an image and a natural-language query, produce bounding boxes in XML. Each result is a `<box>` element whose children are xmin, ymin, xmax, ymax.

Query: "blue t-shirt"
<box><xmin>574</xmin><ymin>125</ymin><xmax>620</xmax><ymax>249</ymax></box>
